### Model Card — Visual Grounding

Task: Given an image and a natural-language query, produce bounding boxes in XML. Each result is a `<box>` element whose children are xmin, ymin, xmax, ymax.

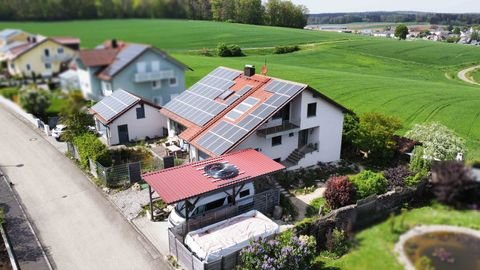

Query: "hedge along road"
<box><xmin>0</xmin><ymin>104</ymin><xmax>169</xmax><ymax>270</ymax></box>
<box><xmin>457</xmin><ymin>65</ymin><xmax>480</xmax><ymax>85</ymax></box>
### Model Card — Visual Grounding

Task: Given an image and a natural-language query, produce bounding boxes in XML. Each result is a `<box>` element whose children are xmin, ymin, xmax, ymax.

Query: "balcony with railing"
<box><xmin>41</xmin><ymin>54</ymin><xmax>71</xmax><ymax>63</ymax></box>
<box><xmin>257</xmin><ymin>121</ymin><xmax>300</xmax><ymax>137</ymax></box>
<box><xmin>134</xmin><ymin>70</ymin><xmax>175</xmax><ymax>83</ymax></box>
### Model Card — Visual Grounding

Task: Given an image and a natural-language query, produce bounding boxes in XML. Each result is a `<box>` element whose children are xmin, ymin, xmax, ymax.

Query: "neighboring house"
<box><xmin>76</xmin><ymin>40</ymin><xmax>191</xmax><ymax>105</ymax></box>
<box><xmin>90</xmin><ymin>89</ymin><xmax>167</xmax><ymax>146</ymax></box>
<box><xmin>161</xmin><ymin>66</ymin><xmax>348</xmax><ymax>169</ymax></box>
<box><xmin>0</xmin><ymin>29</ymin><xmax>30</xmax><ymax>57</ymax></box>
<box><xmin>59</xmin><ymin>69</ymin><xmax>80</xmax><ymax>92</ymax></box>
<box><xmin>5</xmin><ymin>36</ymin><xmax>80</xmax><ymax>78</ymax></box>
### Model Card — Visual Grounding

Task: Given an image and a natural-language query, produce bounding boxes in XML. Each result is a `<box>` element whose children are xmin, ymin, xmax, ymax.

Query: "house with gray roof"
<box><xmin>76</xmin><ymin>40</ymin><xmax>191</xmax><ymax>105</ymax></box>
<box><xmin>90</xmin><ymin>89</ymin><xmax>167</xmax><ymax>145</ymax></box>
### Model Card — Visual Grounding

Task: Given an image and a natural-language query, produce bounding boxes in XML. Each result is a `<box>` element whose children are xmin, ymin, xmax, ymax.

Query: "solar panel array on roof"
<box><xmin>102</xmin><ymin>44</ymin><xmax>148</xmax><ymax>77</ymax></box>
<box><xmin>196</xmin><ymin>80</ymin><xmax>306</xmax><ymax>156</ymax></box>
<box><xmin>91</xmin><ymin>89</ymin><xmax>139</xmax><ymax>123</ymax></box>
<box><xmin>164</xmin><ymin>67</ymin><xmax>243</xmax><ymax>126</ymax></box>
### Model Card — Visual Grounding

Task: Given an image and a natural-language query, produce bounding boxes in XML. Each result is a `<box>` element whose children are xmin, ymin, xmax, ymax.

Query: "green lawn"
<box><xmin>1</xmin><ymin>19</ymin><xmax>480</xmax><ymax>158</ymax></box>
<box><xmin>472</xmin><ymin>69</ymin><xmax>480</xmax><ymax>84</ymax></box>
<box><xmin>315</xmin><ymin>203</ymin><xmax>480</xmax><ymax>270</ymax></box>
<box><xmin>0</xmin><ymin>19</ymin><xmax>354</xmax><ymax>50</ymax></box>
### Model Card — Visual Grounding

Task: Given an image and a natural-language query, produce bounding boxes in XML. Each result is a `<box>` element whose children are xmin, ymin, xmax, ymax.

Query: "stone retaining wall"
<box><xmin>296</xmin><ymin>183</ymin><xmax>428</xmax><ymax>250</ymax></box>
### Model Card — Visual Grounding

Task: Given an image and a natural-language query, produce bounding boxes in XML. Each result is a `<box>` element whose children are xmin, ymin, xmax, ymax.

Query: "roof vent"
<box><xmin>204</xmin><ymin>163</ymin><xmax>239</xmax><ymax>179</ymax></box>
<box><xmin>244</xmin><ymin>65</ymin><xmax>255</xmax><ymax>77</ymax></box>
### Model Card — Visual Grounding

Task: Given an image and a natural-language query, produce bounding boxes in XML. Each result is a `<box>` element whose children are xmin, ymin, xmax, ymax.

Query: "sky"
<box><xmin>291</xmin><ymin>0</ymin><xmax>480</xmax><ymax>14</ymax></box>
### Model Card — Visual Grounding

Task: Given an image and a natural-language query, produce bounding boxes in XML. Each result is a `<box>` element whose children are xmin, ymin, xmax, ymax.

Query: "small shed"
<box><xmin>59</xmin><ymin>69</ymin><xmax>80</xmax><ymax>92</ymax></box>
<box><xmin>90</xmin><ymin>89</ymin><xmax>167</xmax><ymax>145</ymax></box>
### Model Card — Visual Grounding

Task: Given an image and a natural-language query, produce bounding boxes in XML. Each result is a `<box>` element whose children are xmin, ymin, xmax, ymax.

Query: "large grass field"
<box><xmin>1</xmin><ymin>19</ymin><xmax>480</xmax><ymax>159</ymax></box>
<box><xmin>314</xmin><ymin>203</ymin><xmax>480</xmax><ymax>270</ymax></box>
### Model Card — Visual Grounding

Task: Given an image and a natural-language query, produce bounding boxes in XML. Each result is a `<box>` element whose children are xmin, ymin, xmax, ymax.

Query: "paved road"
<box><xmin>0</xmin><ymin>104</ymin><xmax>169</xmax><ymax>269</ymax></box>
<box><xmin>457</xmin><ymin>65</ymin><xmax>480</xmax><ymax>85</ymax></box>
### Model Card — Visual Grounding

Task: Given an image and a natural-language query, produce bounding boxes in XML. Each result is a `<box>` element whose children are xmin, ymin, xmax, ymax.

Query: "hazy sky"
<box><xmin>291</xmin><ymin>0</ymin><xmax>480</xmax><ymax>14</ymax></box>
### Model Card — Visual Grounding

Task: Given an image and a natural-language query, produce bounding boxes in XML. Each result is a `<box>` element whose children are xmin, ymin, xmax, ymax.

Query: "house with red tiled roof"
<box><xmin>161</xmin><ymin>65</ymin><xmax>348</xmax><ymax>169</ymax></box>
<box><xmin>5</xmin><ymin>35</ymin><xmax>80</xmax><ymax>78</ymax></box>
<box><xmin>75</xmin><ymin>40</ymin><xmax>191</xmax><ymax>105</ymax></box>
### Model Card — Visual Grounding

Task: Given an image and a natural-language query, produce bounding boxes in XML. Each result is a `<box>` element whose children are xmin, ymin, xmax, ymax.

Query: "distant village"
<box><xmin>305</xmin><ymin>24</ymin><xmax>480</xmax><ymax>45</ymax></box>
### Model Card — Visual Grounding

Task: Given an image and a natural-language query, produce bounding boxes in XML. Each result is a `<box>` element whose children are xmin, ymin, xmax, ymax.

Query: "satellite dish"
<box><xmin>204</xmin><ymin>163</ymin><xmax>239</xmax><ymax>179</ymax></box>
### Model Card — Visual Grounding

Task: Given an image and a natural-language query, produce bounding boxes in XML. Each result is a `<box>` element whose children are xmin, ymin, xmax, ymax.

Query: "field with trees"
<box><xmin>1</xmin><ymin>19</ymin><xmax>479</xmax><ymax>159</ymax></box>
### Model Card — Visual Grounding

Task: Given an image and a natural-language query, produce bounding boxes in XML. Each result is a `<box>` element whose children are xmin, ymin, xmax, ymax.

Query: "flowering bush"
<box><xmin>324</xmin><ymin>176</ymin><xmax>356</xmax><ymax>209</ymax></box>
<box><xmin>384</xmin><ymin>166</ymin><xmax>413</xmax><ymax>189</ymax></box>
<box><xmin>406</xmin><ymin>122</ymin><xmax>465</xmax><ymax>161</ymax></box>
<box><xmin>240</xmin><ymin>232</ymin><xmax>316</xmax><ymax>270</ymax></box>
<box><xmin>350</xmin><ymin>170</ymin><xmax>388</xmax><ymax>199</ymax></box>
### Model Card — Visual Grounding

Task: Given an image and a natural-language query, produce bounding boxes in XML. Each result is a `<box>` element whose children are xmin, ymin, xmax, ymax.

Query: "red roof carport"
<box><xmin>143</xmin><ymin>149</ymin><xmax>285</xmax><ymax>205</ymax></box>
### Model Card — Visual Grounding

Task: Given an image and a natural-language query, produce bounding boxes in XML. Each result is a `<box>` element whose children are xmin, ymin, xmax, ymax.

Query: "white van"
<box><xmin>168</xmin><ymin>182</ymin><xmax>255</xmax><ymax>228</ymax></box>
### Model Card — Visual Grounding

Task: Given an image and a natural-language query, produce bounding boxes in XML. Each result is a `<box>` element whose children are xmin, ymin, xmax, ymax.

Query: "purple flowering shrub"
<box><xmin>240</xmin><ymin>232</ymin><xmax>316</xmax><ymax>270</ymax></box>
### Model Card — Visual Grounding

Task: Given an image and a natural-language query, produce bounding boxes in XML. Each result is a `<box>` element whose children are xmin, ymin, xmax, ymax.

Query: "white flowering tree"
<box><xmin>405</xmin><ymin>122</ymin><xmax>466</xmax><ymax>161</ymax></box>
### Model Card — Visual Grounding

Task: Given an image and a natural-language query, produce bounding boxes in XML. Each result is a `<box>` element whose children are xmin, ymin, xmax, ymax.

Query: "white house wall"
<box><xmin>77</xmin><ymin>67</ymin><xmax>92</xmax><ymax>98</ymax></box>
<box><xmin>234</xmin><ymin>131</ymin><xmax>299</xmax><ymax>162</ymax></box>
<box><xmin>106</xmin><ymin>103</ymin><xmax>167</xmax><ymax>145</ymax></box>
<box><xmin>234</xmin><ymin>89</ymin><xmax>344</xmax><ymax>167</ymax></box>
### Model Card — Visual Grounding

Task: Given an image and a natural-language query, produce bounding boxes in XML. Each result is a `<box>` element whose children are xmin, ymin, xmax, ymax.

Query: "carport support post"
<box><xmin>148</xmin><ymin>185</ymin><xmax>154</xmax><ymax>221</ymax></box>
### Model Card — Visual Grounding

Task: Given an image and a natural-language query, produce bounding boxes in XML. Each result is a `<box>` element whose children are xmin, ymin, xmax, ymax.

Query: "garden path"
<box><xmin>291</xmin><ymin>186</ymin><xmax>326</xmax><ymax>221</ymax></box>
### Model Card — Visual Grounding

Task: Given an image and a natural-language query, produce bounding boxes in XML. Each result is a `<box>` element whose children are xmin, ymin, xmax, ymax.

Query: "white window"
<box><xmin>44</xmin><ymin>48</ymin><xmax>50</xmax><ymax>57</ymax></box>
<box><xmin>26</xmin><ymin>64</ymin><xmax>31</xmax><ymax>71</ymax></box>
<box><xmin>169</xmin><ymin>77</ymin><xmax>178</xmax><ymax>87</ymax></box>
<box><xmin>152</xmin><ymin>80</ymin><xmax>161</xmax><ymax>89</ymax></box>
<box><xmin>136</xmin><ymin>62</ymin><xmax>146</xmax><ymax>73</ymax></box>
<box><xmin>151</xmin><ymin>61</ymin><xmax>160</xmax><ymax>72</ymax></box>
<box><xmin>44</xmin><ymin>63</ymin><xmax>52</xmax><ymax>69</ymax></box>
<box><xmin>57</xmin><ymin>47</ymin><xmax>64</xmax><ymax>54</ymax></box>
<box><xmin>10</xmin><ymin>63</ymin><xmax>14</xmax><ymax>69</ymax></box>
<box><xmin>102</xmin><ymin>81</ymin><xmax>113</xmax><ymax>96</ymax></box>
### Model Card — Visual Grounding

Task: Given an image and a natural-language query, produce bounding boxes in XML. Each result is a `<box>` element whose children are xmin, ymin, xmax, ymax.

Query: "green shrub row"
<box><xmin>273</xmin><ymin>45</ymin><xmax>300</xmax><ymax>54</ymax></box>
<box><xmin>217</xmin><ymin>43</ymin><xmax>243</xmax><ymax>57</ymax></box>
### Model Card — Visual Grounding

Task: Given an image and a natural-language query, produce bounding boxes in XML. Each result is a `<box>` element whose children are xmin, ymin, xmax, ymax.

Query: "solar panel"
<box><xmin>218</xmin><ymin>90</ymin><xmax>234</xmax><ymax>100</ymax></box>
<box><xmin>163</xmin><ymin>67</ymin><xmax>241</xmax><ymax>126</ymax></box>
<box><xmin>195</xmin><ymin>78</ymin><xmax>306</xmax><ymax>155</ymax></box>
<box><xmin>91</xmin><ymin>89</ymin><xmax>140</xmax><ymax>122</ymax></box>
<box><xmin>103</xmin><ymin>44</ymin><xmax>148</xmax><ymax>77</ymax></box>
<box><xmin>237</xmin><ymin>85</ymin><xmax>252</xmax><ymax>96</ymax></box>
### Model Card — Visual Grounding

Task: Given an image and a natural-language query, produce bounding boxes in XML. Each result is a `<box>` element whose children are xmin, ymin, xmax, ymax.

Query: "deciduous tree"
<box><xmin>395</xmin><ymin>24</ymin><xmax>409</xmax><ymax>40</ymax></box>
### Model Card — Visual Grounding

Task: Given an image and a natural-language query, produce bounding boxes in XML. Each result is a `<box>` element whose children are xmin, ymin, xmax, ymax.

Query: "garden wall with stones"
<box><xmin>295</xmin><ymin>183</ymin><xmax>429</xmax><ymax>251</ymax></box>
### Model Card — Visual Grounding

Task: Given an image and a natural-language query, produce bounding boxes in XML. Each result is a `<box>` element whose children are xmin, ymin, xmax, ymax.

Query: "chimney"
<box><xmin>244</xmin><ymin>65</ymin><xmax>255</xmax><ymax>77</ymax></box>
<box><xmin>111</xmin><ymin>39</ymin><xmax>118</xmax><ymax>49</ymax></box>
<box><xmin>31</xmin><ymin>36</ymin><xmax>37</xmax><ymax>43</ymax></box>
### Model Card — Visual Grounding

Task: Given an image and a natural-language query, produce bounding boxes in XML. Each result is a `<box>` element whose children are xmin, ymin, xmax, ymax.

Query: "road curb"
<box><xmin>0</xmin><ymin>223</ymin><xmax>19</xmax><ymax>270</ymax></box>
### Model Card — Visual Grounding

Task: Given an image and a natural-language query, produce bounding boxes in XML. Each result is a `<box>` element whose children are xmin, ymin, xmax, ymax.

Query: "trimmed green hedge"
<box><xmin>350</xmin><ymin>170</ymin><xmax>388</xmax><ymax>199</ymax></box>
<box><xmin>73</xmin><ymin>133</ymin><xmax>111</xmax><ymax>168</ymax></box>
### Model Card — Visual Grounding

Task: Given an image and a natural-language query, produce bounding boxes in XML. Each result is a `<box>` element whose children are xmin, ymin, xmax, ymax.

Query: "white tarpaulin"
<box><xmin>184</xmin><ymin>210</ymin><xmax>279</xmax><ymax>262</ymax></box>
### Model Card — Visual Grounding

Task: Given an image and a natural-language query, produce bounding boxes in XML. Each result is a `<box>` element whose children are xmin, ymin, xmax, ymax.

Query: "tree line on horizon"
<box><xmin>0</xmin><ymin>0</ymin><xmax>308</xmax><ymax>29</ymax></box>
<box><xmin>308</xmin><ymin>12</ymin><xmax>480</xmax><ymax>26</ymax></box>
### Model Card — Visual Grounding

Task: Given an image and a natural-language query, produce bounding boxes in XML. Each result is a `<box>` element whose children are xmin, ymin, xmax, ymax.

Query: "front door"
<box><xmin>298</xmin><ymin>129</ymin><xmax>308</xmax><ymax>148</ymax></box>
<box><xmin>118</xmin><ymin>124</ymin><xmax>129</xmax><ymax>144</ymax></box>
